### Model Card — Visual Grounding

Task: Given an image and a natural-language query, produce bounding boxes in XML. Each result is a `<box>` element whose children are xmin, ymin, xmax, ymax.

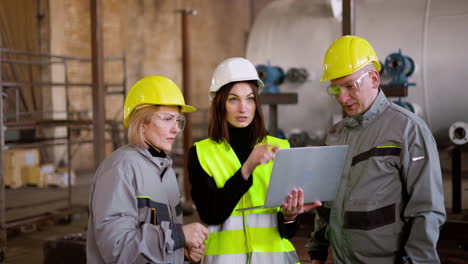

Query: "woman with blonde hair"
<box><xmin>87</xmin><ymin>75</ymin><xmax>208</xmax><ymax>264</ymax></box>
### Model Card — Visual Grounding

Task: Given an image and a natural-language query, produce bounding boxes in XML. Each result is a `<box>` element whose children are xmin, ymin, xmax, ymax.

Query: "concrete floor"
<box><xmin>3</xmin><ymin>150</ymin><xmax>468</xmax><ymax>264</ymax></box>
<box><xmin>3</xmin><ymin>175</ymin><xmax>90</xmax><ymax>264</ymax></box>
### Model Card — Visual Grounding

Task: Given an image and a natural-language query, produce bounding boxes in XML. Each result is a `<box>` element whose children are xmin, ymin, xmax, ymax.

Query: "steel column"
<box><xmin>63</xmin><ymin>61</ymin><xmax>73</xmax><ymax>214</ymax></box>
<box><xmin>91</xmin><ymin>0</ymin><xmax>106</xmax><ymax>169</ymax></box>
<box><xmin>342</xmin><ymin>0</ymin><xmax>355</xmax><ymax>36</ymax></box>
<box><xmin>0</xmin><ymin>34</ymin><xmax>6</xmax><ymax>264</ymax></box>
<box><xmin>180</xmin><ymin>9</ymin><xmax>197</xmax><ymax>205</ymax></box>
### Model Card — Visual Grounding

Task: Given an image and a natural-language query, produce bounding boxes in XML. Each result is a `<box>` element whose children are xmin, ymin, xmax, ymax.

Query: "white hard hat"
<box><xmin>209</xmin><ymin>57</ymin><xmax>264</xmax><ymax>100</ymax></box>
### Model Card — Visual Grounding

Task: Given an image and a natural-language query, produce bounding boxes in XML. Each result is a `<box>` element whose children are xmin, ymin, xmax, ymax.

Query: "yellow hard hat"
<box><xmin>320</xmin><ymin>35</ymin><xmax>381</xmax><ymax>82</ymax></box>
<box><xmin>123</xmin><ymin>75</ymin><xmax>196</xmax><ymax>127</ymax></box>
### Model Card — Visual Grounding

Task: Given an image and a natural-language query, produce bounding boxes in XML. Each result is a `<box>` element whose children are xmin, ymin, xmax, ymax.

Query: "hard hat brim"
<box><xmin>209</xmin><ymin>79</ymin><xmax>264</xmax><ymax>100</ymax></box>
<box><xmin>179</xmin><ymin>104</ymin><xmax>197</xmax><ymax>113</ymax></box>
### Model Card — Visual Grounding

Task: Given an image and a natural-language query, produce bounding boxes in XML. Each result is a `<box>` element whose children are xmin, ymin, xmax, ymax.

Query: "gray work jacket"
<box><xmin>87</xmin><ymin>145</ymin><xmax>185</xmax><ymax>264</ymax></box>
<box><xmin>307</xmin><ymin>91</ymin><xmax>446</xmax><ymax>264</ymax></box>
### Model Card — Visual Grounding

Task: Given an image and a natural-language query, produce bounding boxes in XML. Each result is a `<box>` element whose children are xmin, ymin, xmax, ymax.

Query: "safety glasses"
<box><xmin>327</xmin><ymin>71</ymin><xmax>369</xmax><ymax>96</ymax></box>
<box><xmin>151</xmin><ymin>112</ymin><xmax>186</xmax><ymax>130</ymax></box>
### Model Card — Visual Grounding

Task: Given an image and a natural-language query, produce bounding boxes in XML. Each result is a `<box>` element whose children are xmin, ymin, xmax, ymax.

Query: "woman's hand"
<box><xmin>182</xmin><ymin>222</ymin><xmax>208</xmax><ymax>249</ymax></box>
<box><xmin>241</xmin><ymin>144</ymin><xmax>278</xmax><ymax>180</ymax></box>
<box><xmin>184</xmin><ymin>244</ymin><xmax>206</xmax><ymax>262</ymax></box>
<box><xmin>281</xmin><ymin>188</ymin><xmax>322</xmax><ymax>222</ymax></box>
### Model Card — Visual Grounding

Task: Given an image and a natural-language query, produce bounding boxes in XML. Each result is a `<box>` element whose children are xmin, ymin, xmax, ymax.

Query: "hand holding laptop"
<box><xmin>281</xmin><ymin>188</ymin><xmax>322</xmax><ymax>222</ymax></box>
<box><xmin>236</xmin><ymin>145</ymin><xmax>348</xmax><ymax>212</ymax></box>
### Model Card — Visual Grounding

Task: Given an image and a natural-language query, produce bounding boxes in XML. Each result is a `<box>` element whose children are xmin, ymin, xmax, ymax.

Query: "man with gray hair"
<box><xmin>307</xmin><ymin>35</ymin><xmax>446</xmax><ymax>264</ymax></box>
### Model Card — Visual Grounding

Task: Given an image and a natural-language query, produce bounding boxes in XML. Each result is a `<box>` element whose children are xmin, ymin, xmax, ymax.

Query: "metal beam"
<box><xmin>342</xmin><ymin>0</ymin><xmax>355</xmax><ymax>36</ymax></box>
<box><xmin>180</xmin><ymin>9</ymin><xmax>197</xmax><ymax>205</ymax></box>
<box><xmin>0</xmin><ymin>33</ymin><xmax>6</xmax><ymax>264</ymax></box>
<box><xmin>91</xmin><ymin>0</ymin><xmax>105</xmax><ymax>169</ymax></box>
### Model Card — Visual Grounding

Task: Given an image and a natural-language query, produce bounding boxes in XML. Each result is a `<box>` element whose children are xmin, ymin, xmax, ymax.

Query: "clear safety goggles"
<box><xmin>151</xmin><ymin>112</ymin><xmax>186</xmax><ymax>130</ymax></box>
<box><xmin>327</xmin><ymin>71</ymin><xmax>369</xmax><ymax>96</ymax></box>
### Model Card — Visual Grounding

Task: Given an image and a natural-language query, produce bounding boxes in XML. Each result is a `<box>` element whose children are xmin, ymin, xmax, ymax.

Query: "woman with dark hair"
<box><xmin>188</xmin><ymin>58</ymin><xmax>321</xmax><ymax>264</ymax></box>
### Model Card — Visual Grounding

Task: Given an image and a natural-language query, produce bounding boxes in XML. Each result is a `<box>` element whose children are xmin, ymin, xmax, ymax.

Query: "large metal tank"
<box><xmin>246</xmin><ymin>0</ymin><xmax>468</xmax><ymax>147</ymax></box>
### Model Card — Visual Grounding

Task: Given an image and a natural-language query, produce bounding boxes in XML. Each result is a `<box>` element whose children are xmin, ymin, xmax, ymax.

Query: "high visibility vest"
<box><xmin>195</xmin><ymin>136</ymin><xmax>299</xmax><ymax>264</ymax></box>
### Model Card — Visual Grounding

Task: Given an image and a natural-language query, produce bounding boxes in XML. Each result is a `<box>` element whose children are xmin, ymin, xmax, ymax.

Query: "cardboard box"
<box><xmin>22</xmin><ymin>164</ymin><xmax>54</xmax><ymax>188</ymax></box>
<box><xmin>45</xmin><ymin>173</ymin><xmax>56</xmax><ymax>186</ymax></box>
<box><xmin>52</xmin><ymin>168</ymin><xmax>76</xmax><ymax>188</ymax></box>
<box><xmin>4</xmin><ymin>148</ymin><xmax>40</xmax><ymax>188</ymax></box>
<box><xmin>22</xmin><ymin>165</ymin><xmax>45</xmax><ymax>188</ymax></box>
<box><xmin>41</xmin><ymin>164</ymin><xmax>55</xmax><ymax>175</ymax></box>
<box><xmin>5</xmin><ymin>165</ymin><xmax>22</xmax><ymax>189</ymax></box>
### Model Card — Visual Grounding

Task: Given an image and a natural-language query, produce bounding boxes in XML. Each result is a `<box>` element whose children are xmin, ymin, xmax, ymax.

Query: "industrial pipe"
<box><xmin>179</xmin><ymin>9</ymin><xmax>197</xmax><ymax>210</ymax></box>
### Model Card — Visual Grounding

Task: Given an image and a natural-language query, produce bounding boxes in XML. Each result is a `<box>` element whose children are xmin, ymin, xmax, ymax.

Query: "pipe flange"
<box><xmin>449</xmin><ymin>121</ymin><xmax>468</xmax><ymax>145</ymax></box>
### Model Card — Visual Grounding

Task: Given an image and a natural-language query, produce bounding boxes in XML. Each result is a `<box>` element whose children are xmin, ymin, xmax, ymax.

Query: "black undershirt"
<box><xmin>147</xmin><ymin>145</ymin><xmax>166</xmax><ymax>158</ymax></box>
<box><xmin>188</xmin><ymin>126</ymin><xmax>299</xmax><ymax>238</ymax></box>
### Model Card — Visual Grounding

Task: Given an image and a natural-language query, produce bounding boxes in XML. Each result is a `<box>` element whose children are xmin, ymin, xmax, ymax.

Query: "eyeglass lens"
<box><xmin>153</xmin><ymin>113</ymin><xmax>186</xmax><ymax>130</ymax></box>
<box><xmin>327</xmin><ymin>71</ymin><xmax>369</xmax><ymax>96</ymax></box>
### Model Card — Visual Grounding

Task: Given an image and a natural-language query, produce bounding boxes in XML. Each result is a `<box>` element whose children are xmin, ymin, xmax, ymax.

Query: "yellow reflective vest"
<box><xmin>195</xmin><ymin>136</ymin><xmax>299</xmax><ymax>264</ymax></box>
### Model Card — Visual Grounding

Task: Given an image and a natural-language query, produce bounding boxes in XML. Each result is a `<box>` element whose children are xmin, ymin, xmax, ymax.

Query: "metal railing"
<box><xmin>0</xmin><ymin>46</ymin><xmax>126</xmax><ymax>262</ymax></box>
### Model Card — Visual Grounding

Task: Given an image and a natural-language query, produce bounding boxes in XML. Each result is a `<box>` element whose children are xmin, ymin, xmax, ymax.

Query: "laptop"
<box><xmin>237</xmin><ymin>145</ymin><xmax>349</xmax><ymax>211</ymax></box>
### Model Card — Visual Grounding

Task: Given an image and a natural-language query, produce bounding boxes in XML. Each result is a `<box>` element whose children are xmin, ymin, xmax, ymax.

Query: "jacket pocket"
<box><xmin>343</xmin><ymin>203</ymin><xmax>402</xmax><ymax>259</ymax></box>
<box><xmin>137</xmin><ymin>197</ymin><xmax>170</xmax><ymax>225</ymax></box>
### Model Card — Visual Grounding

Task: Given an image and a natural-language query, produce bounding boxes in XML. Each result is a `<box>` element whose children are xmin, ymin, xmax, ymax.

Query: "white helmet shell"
<box><xmin>209</xmin><ymin>57</ymin><xmax>264</xmax><ymax>100</ymax></box>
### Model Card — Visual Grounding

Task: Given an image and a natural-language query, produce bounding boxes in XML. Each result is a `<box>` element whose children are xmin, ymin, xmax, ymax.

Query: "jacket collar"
<box><xmin>342</xmin><ymin>89</ymin><xmax>389</xmax><ymax>129</ymax></box>
<box><xmin>134</xmin><ymin>145</ymin><xmax>173</xmax><ymax>168</ymax></box>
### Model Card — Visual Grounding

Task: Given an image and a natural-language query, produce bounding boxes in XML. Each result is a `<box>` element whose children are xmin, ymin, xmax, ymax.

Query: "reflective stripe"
<box><xmin>203</xmin><ymin>251</ymin><xmax>299</xmax><ymax>264</ymax></box>
<box><xmin>208</xmin><ymin>215</ymin><xmax>243</xmax><ymax>233</ymax></box>
<box><xmin>412</xmin><ymin>155</ymin><xmax>425</xmax><ymax>161</ymax></box>
<box><xmin>202</xmin><ymin>253</ymin><xmax>247</xmax><ymax>264</ymax></box>
<box><xmin>251</xmin><ymin>250</ymin><xmax>299</xmax><ymax>264</ymax></box>
<box><xmin>246</xmin><ymin>213</ymin><xmax>277</xmax><ymax>228</ymax></box>
<box><xmin>205</xmin><ymin>225</ymin><xmax>295</xmax><ymax>255</ymax></box>
<box><xmin>208</xmin><ymin>213</ymin><xmax>277</xmax><ymax>233</ymax></box>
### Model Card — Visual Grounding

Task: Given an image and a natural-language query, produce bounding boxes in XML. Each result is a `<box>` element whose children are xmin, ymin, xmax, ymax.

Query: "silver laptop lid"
<box><xmin>263</xmin><ymin>145</ymin><xmax>349</xmax><ymax>208</ymax></box>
